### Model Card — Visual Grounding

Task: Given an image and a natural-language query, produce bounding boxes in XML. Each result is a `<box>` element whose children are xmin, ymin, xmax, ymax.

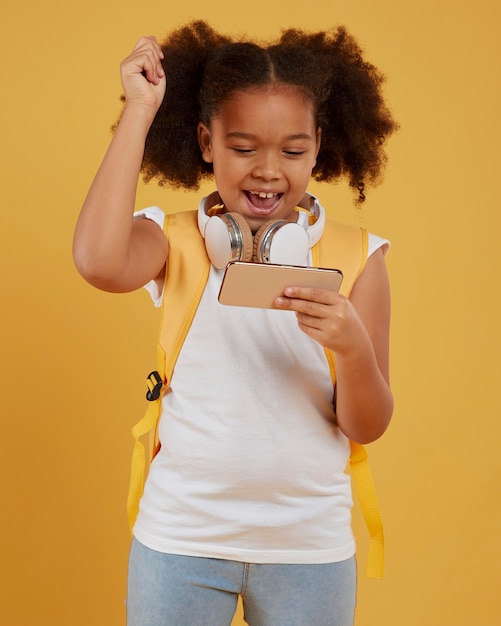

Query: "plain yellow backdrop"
<box><xmin>1</xmin><ymin>0</ymin><xmax>500</xmax><ymax>624</ymax></box>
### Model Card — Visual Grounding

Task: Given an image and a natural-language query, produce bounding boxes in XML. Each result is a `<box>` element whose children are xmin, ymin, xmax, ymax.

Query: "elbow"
<box><xmin>72</xmin><ymin>246</ymin><xmax>92</xmax><ymax>283</ymax></box>
<box><xmin>72</xmin><ymin>241</ymin><xmax>121</xmax><ymax>291</ymax></box>
<box><xmin>350</xmin><ymin>417</ymin><xmax>392</xmax><ymax>445</ymax></box>
<box><xmin>72</xmin><ymin>242</ymin><xmax>98</xmax><ymax>285</ymax></box>
<box><xmin>339</xmin><ymin>394</ymin><xmax>394</xmax><ymax>445</ymax></box>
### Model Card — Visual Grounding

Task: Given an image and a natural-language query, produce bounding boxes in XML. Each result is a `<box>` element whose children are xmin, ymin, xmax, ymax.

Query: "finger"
<box><xmin>143</xmin><ymin>55</ymin><xmax>165</xmax><ymax>85</ymax></box>
<box><xmin>132</xmin><ymin>35</ymin><xmax>164</xmax><ymax>58</ymax></box>
<box><xmin>296</xmin><ymin>311</ymin><xmax>324</xmax><ymax>331</ymax></box>
<box><xmin>129</xmin><ymin>37</ymin><xmax>165</xmax><ymax>83</ymax></box>
<box><xmin>144</xmin><ymin>35</ymin><xmax>164</xmax><ymax>59</ymax></box>
<box><xmin>283</xmin><ymin>286</ymin><xmax>339</xmax><ymax>305</ymax></box>
<box><xmin>142</xmin><ymin>36</ymin><xmax>165</xmax><ymax>78</ymax></box>
<box><xmin>275</xmin><ymin>294</ymin><xmax>327</xmax><ymax>318</ymax></box>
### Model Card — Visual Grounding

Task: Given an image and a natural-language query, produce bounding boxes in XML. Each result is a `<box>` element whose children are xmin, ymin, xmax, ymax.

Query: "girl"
<box><xmin>73</xmin><ymin>20</ymin><xmax>397</xmax><ymax>626</ymax></box>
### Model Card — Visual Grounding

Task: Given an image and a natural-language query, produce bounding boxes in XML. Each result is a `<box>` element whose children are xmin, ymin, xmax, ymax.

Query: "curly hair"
<box><xmin>131</xmin><ymin>20</ymin><xmax>398</xmax><ymax>202</ymax></box>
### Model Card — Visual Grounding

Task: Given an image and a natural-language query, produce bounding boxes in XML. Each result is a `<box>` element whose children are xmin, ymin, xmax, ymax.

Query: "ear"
<box><xmin>197</xmin><ymin>122</ymin><xmax>213</xmax><ymax>163</ymax></box>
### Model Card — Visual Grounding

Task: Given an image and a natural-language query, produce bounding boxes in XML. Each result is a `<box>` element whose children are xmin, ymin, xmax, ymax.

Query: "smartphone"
<box><xmin>218</xmin><ymin>261</ymin><xmax>343</xmax><ymax>309</ymax></box>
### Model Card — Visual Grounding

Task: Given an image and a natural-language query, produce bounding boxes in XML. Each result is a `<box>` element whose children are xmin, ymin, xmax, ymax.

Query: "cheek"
<box><xmin>212</xmin><ymin>159</ymin><xmax>240</xmax><ymax>189</ymax></box>
<box><xmin>290</xmin><ymin>160</ymin><xmax>316</xmax><ymax>182</ymax></box>
<box><xmin>215</xmin><ymin>154</ymin><xmax>244</xmax><ymax>176</ymax></box>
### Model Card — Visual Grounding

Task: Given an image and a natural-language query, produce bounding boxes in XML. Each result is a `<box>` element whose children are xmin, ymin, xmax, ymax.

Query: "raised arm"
<box><xmin>73</xmin><ymin>37</ymin><xmax>169</xmax><ymax>293</ymax></box>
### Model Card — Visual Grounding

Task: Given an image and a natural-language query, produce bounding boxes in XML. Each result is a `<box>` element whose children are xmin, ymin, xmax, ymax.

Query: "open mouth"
<box><xmin>245</xmin><ymin>190</ymin><xmax>282</xmax><ymax>211</ymax></box>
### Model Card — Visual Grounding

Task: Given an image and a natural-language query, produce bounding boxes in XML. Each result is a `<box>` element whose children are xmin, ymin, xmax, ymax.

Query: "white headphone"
<box><xmin>197</xmin><ymin>191</ymin><xmax>326</xmax><ymax>269</ymax></box>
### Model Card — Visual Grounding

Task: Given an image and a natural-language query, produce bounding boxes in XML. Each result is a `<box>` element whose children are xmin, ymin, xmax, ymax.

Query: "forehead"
<box><xmin>212</xmin><ymin>86</ymin><xmax>317</xmax><ymax>132</ymax></box>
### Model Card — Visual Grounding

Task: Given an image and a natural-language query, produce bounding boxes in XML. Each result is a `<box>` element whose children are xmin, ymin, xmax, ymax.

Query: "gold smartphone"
<box><xmin>218</xmin><ymin>261</ymin><xmax>343</xmax><ymax>309</ymax></box>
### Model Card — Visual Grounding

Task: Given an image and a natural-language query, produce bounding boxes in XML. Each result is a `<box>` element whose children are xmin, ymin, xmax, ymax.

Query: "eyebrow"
<box><xmin>226</xmin><ymin>132</ymin><xmax>314</xmax><ymax>141</ymax></box>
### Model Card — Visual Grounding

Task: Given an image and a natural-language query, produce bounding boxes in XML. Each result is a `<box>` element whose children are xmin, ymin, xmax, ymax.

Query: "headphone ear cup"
<box><xmin>253</xmin><ymin>220</ymin><xmax>310</xmax><ymax>265</ymax></box>
<box><xmin>204</xmin><ymin>212</ymin><xmax>254</xmax><ymax>269</ymax></box>
<box><xmin>227</xmin><ymin>212</ymin><xmax>254</xmax><ymax>262</ymax></box>
<box><xmin>252</xmin><ymin>220</ymin><xmax>284</xmax><ymax>263</ymax></box>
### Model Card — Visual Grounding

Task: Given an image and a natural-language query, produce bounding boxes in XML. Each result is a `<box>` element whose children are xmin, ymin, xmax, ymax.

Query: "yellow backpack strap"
<box><xmin>313</xmin><ymin>221</ymin><xmax>384</xmax><ymax>579</ymax></box>
<box><xmin>349</xmin><ymin>441</ymin><xmax>385</xmax><ymax>579</ymax></box>
<box><xmin>127</xmin><ymin>211</ymin><xmax>210</xmax><ymax>531</ymax></box>
<box><xmin>313</xmin><ymin>220</ymin><xmax>367</xmax><ymax>298</ymax></box>
<box><xmin>158</xmin><ymin>211</ymin><xmax>210</xmax><ymax>386</ymax></box>
<box><xmin>127</xmin><ymin>374</ymin><xmax>164</xmax><ymax>531</ymax></box>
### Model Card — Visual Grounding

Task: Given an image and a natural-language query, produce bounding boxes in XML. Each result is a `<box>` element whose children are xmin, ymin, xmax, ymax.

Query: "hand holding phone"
<box><xmin>218</xmin><ymin>262</ymin><xmax>343</xmax><ymax>309</ymax></box>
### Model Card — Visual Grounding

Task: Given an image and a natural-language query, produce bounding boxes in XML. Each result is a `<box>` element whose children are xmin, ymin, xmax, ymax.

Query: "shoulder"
<box><xmin>134</xmin><ymin>207</ymin><xmax>201</xmax><ymax>238</ymax></box>
<box><xmin>318</xmin><ymin>219</ymin><xmax>390</xmax><ymax>297</ymax></box>
<box><xmin>367</xmin><ymin>232</ymin><xmax>390</xmax><ymax>258</ymax></box>
<box><xmin>321</xmin><ymin>219</ymin><xmax>390</xmax><ymax>258</ymax></box>
<box><xmin>134</xmin><ymin>205</ymin><xmax>166</xmax><ymax>229</ymax></box>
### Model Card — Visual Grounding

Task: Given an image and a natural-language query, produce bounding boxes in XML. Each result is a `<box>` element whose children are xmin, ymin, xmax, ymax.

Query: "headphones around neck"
<box><xmin>197</xmin><ymin>191</ymin><xmax>325</xmax><ymax>269</ymax></box>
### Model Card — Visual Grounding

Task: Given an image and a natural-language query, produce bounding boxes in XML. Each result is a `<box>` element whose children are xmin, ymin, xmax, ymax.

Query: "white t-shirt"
<box><xmin>133</xmin><ymin>204</ymin><xmax>389</xmax><ymax>564</ymax></box>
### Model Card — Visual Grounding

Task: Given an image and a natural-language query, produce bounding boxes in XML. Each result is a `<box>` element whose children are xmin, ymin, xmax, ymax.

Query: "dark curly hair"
<box><xmin>130</xmin><ymin>20</ymin><xmax>398</xmax><ymax>202</ymax></box>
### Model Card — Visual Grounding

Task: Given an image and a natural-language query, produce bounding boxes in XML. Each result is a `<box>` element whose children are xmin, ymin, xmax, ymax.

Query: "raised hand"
<box><xmin>120</xmin><ymin>36</ymin><xmax>166</xmax><ymax>114</ymax></box>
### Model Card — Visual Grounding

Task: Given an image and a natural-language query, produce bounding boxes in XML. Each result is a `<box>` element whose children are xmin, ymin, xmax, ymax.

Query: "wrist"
<box><xmin>119</xmin><ymin>101</ymin><xmax>158</xmax><ymax>132</ymax></box>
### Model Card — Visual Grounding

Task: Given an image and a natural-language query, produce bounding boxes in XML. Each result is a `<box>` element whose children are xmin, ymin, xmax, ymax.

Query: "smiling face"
<box><xmin>198</xmin><ymin>85</ymin><xmax>321</xmax><ymax>233</ymax></box>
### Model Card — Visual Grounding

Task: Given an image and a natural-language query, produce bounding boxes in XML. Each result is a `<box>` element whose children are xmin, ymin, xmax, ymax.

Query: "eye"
<box><xmin>231</xmin><ymin>147</ymin><xmax>255</xmax><ymax>154</ymax></box>
<box><xmin>284</xmin><ymin>150</ymin><xmax>306</xmax><ymax>157</ymax></box>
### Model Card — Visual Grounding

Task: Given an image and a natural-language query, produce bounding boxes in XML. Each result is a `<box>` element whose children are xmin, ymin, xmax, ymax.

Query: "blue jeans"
<box><xmin>127</xmin><ymin>538</ymin><xmax>356</xmax><ymax>626</ymax></box>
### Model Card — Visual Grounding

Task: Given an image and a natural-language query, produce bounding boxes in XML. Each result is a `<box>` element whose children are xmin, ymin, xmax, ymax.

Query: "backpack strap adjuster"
<box><xmin>146</xmin><ymin>371</ymin><xmax>163</xmax><ymax>401</ymax></box>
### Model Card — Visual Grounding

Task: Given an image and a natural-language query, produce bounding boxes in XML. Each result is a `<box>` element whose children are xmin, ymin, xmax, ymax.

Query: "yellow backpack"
<box><xmin>128</xmin><ymin>209</ymin><xmax>385</xmax><ymax>578</ymax></box>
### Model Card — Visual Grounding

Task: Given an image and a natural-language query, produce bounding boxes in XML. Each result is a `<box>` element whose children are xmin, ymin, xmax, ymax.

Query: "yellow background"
<box><xmin>1</xmin><ymin>0</ymin><xmax>499</xmax><ymax>624</ymax></box>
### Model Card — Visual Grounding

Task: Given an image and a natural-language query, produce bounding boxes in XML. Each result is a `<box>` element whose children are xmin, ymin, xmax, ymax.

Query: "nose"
<box><xmin>251</xmin><ymin>150</ymin><xmax>281</xmax><ymax>180</ymax></box>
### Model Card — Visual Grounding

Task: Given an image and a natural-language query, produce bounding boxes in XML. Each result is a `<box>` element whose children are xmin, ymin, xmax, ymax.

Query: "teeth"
<box><xmin>250</xmin><ymin>191</ymin><xmax>276</xmax><ymax>199</ymax></box>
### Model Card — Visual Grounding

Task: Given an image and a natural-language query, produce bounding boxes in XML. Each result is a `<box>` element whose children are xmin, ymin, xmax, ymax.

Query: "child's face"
<box><xmin>198</xmin><ymin>86</ymin><xmax>321</xmax><ymax>233</ymax></box>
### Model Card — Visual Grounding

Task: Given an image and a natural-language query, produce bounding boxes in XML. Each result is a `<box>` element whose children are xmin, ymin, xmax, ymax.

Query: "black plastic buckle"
<box><xmin>146</xmin><ymin>371</ymin><xmax>163</xmax><ymax>401</ymax></box>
